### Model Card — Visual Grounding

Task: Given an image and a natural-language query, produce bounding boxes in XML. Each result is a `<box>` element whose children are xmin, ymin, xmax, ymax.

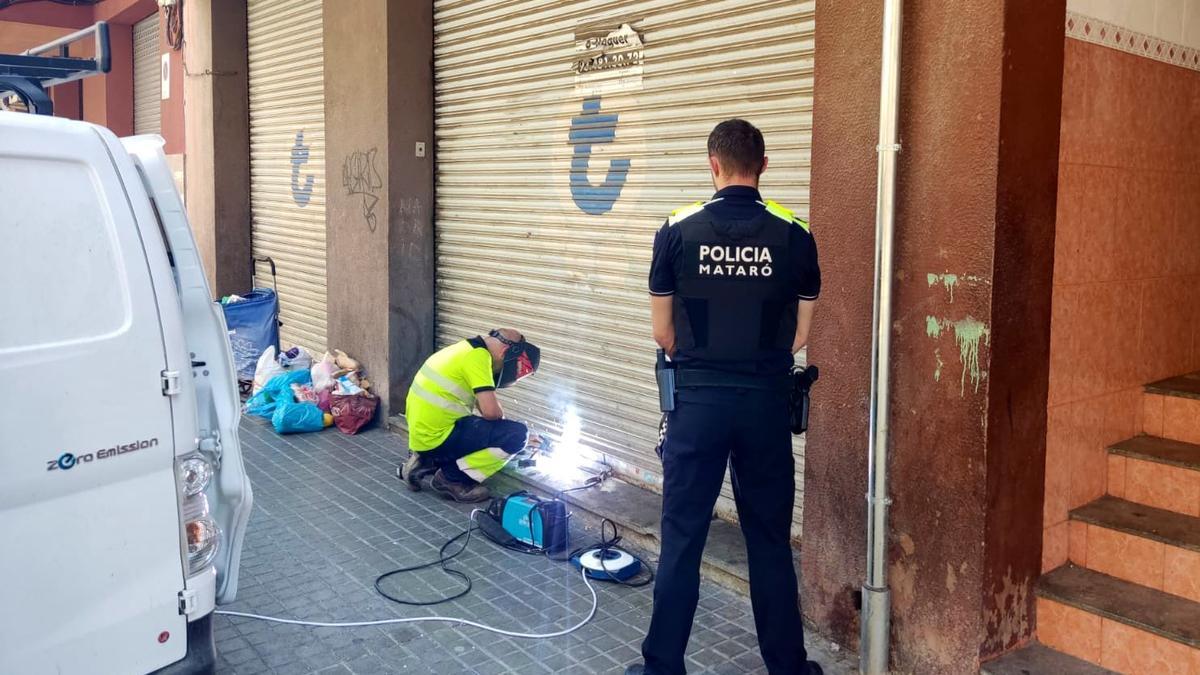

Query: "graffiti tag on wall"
<box><xmin>343</xmin><ymin>148</ymin><xmax>383</xmax><ymax>232</ymax></box>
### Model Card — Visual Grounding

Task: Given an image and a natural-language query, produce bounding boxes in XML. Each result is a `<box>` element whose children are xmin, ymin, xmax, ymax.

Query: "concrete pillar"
<box><xmin>803</xmin><ymin>1</ymin><xmax>1065</xmax><ymax>672</ymax></box>
<box><xmin>324</xmin><ymin>0</ymin><xmax>434</xmax><ymax>420</ymax></box>
<box><xmin>183</xmin><ymin>0</ymin><xmax>251</xmax><ymax>298</ymax></box>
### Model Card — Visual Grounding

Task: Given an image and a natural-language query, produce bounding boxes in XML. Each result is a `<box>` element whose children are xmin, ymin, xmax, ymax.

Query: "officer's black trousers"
<box><xmin>642</xmin><ymin>387</ymin><xmax>808</xmax><ymax>675</ymax></box>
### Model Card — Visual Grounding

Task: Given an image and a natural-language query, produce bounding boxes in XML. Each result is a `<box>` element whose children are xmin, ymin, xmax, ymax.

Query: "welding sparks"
<box><xmin>539</xmin><ymin>406</ymin><xmax>583</xmax><ymax>481</ymax></box>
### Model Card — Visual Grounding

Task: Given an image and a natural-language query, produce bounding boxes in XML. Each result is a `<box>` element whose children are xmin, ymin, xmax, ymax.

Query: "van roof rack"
<box><xmin>0</xmin><ymin>21</ymin><xmax>111</xmax><ymax>116</ymax></box>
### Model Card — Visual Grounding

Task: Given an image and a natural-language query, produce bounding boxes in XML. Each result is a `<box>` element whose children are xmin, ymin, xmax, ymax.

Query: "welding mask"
<box><xmin>490</xmin><ymin>330</ymin><xmax>540</xmax><ymax>388</ymax></box>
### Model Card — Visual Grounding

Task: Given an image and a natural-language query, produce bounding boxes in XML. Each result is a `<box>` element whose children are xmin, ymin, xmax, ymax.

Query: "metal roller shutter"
<box><xmin>132</xmin><ymin>14</ymin><xmax>160</xmax><ymax>136</ymax></box>
<box><xmin>247</xmin><ymin>0</ymin><xmax>327</xmax><ymax>355</ymax></box>
<box><xmin>434</xmin><ymin>0</ymin><xmax>813</xmax><ymax>536</ymax></box>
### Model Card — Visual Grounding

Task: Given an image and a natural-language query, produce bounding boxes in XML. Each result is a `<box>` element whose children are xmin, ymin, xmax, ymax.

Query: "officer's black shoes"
<box><xmin>430</xmin><ymin>469</ymin><xmax>491</xmax><ymax>503</ymax></box>
<box><xmin>622</xmin><ymin>665</ymin><xmax>646</xmax><ymax>675</ymax></box>
<box><xmin>400</xmin><ymin>452</ymin><xmax>435</xmax><ymax>492</ymax></box>
<box><xmin>805</xmin><ymin>660</ymin><xmax>825</xmax><ymax>675</ymax></box>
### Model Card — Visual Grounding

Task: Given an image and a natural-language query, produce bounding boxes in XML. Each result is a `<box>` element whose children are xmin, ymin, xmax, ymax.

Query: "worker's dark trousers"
<box><xmin>642</xmin><ymin>387</ymin><xmax>808</xmax><ymax>675</ymax></box>
<box><xmin>422</xmin><ymin>416</ymin><xmax>527</xmax><ymax>484</ymax></box>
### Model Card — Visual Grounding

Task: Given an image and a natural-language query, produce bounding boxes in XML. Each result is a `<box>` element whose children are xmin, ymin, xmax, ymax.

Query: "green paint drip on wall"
<box><xmin>953</xmin><ymin>317</ymin><xmax>990</xmax><ymax>395</ymax></box>
<box><xmin>926</xmin><ymin>315</ymin><xmax>991</xmax><ymax>394</ymax></box>
<box><xmin>927</xmin><ymin>273</ymin><xmax>960</xmax><ymax>302</ymax></box>
<box><xmin>926</xmin><ymin>315</ymin><xmax>943</xmax><ymax>339</ymax></box>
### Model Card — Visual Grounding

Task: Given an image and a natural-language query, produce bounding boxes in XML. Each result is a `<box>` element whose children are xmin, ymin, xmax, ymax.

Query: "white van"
<box><xmin>0</xmin><ymin>112</ymin><xmax>253</xmax><ymax>674</ymax></box>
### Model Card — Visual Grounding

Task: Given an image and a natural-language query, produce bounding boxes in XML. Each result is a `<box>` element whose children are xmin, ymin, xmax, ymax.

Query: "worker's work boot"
<box><xmin>429</xmin><ymin>469</ymin><xmax>490</xmax><ymax>503</ymax></box>
<box><xmin>399</xmin><ymin>452</ymin><xmax>436</xmax><ymax>491</ymax></box>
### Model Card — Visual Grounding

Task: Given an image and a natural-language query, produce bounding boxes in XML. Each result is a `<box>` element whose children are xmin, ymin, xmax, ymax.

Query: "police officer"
<box><xmin>399</xmin><ymin>328</ymin><xmax>542</xmax><ymax>503</ymax></box>
<box><xmin>626</xmin><ymin>120</ymin><xmax>822</xmax><ymax>675</ymax></box>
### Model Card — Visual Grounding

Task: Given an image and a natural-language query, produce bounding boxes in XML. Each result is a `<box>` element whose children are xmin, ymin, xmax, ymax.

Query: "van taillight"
<box><xmin>177</xmin><ymin>454</ymin><xmax>219</xmax><ymax>574</ymax></box>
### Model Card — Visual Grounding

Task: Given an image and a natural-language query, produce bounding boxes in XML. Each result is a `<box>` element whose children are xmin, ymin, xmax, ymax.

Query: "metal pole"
<box><xmin>861</xmin><ymin>0</ymin><xmax>903</xmax><ymax>672</ymax></box>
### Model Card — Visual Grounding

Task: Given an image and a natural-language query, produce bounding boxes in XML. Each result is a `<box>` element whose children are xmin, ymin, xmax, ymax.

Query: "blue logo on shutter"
<box><xmin>568</xmin><ymin>97</ymin><xmax>630</xmax><ymax>215</ymax></box>
<box><xmin>291</xmin><ymin>130</ymin><xmax>315</xmax><ymax>207</ymax></box>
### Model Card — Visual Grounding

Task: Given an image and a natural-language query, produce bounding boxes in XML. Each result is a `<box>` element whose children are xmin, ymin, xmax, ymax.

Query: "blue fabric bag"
<box><xmin>223</xmin><ymin>288</ymin><xmax>280</xmax><ymax>379</ymax></box>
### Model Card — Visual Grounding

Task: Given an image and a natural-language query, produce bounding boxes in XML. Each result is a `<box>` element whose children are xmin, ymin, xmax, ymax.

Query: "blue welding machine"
<box><xmin>490</xmin><ymin>491</ymin><xmax>570</xmax><ymax>554</ymax></box>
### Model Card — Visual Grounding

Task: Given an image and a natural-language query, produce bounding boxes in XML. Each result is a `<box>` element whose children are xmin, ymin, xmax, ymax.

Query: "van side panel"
<box><xmin>0</xmin><ymin>114</ymin><xmax>187</xmax><ymax>674</ymax></box>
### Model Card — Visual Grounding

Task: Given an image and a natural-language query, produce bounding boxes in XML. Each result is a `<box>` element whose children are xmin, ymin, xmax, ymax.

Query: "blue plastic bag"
<box><xmin>243</xmin><ymin>389</ymin><xmax>278</xmax><ymax>418</ymax></box>
<box><xmin>244</xmin><ymin>369</ymin><xmax>312</xmax><ymax>419</ymax></box>
<box><xmin>223</xmin><ymin>288</ymin><xmax>279</xmax><ymax>379</ymax></box>
<box><xmin>272</xmin><ymin>400</ymin><xmax>325</xmax><ymax>434</ymax></box>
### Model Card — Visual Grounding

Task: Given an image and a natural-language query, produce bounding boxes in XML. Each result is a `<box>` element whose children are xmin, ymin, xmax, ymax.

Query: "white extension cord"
<box><xmin>214</xmin><ymin>510</ymin><xmax>599</xmax><ymax>639</ymax></box>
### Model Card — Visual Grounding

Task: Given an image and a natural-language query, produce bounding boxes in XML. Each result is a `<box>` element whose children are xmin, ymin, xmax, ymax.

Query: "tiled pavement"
<box><xmin>212</xmin><ymin>418</ymin><xmax>854</xmax><ymax>675</ymax></box>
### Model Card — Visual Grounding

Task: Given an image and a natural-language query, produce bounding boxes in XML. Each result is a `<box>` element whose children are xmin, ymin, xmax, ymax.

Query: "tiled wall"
<box><xmin>1042</xmin><ymin>36</ymin><xmax>1200</xmax><ymax>572</ymax></box>
<box><xmin>1068</xmin><ymin>0</ymin><xmax>1200</xmax><ymax>49</ymax></box>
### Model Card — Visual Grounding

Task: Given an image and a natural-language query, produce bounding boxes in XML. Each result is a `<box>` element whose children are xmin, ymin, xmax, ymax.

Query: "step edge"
<box><xmin>1145</xmin><ymin>377</ymin><xmax>1200</xmax><ymax>401</ymax></box>
<box><xmin>981</xmin><ymin>643</ymin><xmax>1120</xmax><ymax>675</ymax></box>
<box><xmin>1070</xmin><ymin>496</ymin><xmax>1200</xmax><ymax>553</ymax></box>
<box><xmin>1037</xmin><ymin>565</ymin><xmax>1200</xmax><ymax>649</ymax></box>
<box><xmin>1107</xmin><ymin>435</ymin><xmax>1200</xmax><ymax>472</ymax></box>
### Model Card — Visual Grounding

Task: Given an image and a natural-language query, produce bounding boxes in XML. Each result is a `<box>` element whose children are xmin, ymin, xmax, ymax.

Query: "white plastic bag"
<box><xmin>311</xmin><ymin>352</ymin><xmax>338</xmax><ymax>392</ymax></box>
<box><xmin>252</xmin><ymin>345</ymin><xmax>283</xmax><ymax>394</ymax></box>
<box><xmin>278</xmin><ymin>346</ymin><xmax>314</xmax><ymax>370</ymax></box>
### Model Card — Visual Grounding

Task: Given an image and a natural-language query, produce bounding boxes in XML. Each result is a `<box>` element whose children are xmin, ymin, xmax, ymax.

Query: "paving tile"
<box><xmin>213</xmin><ymin>418</ymin><xmax>855</xmax><ymax>674</ymax></box>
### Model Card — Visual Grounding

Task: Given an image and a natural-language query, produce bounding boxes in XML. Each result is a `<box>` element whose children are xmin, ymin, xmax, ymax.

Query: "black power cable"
<box><xmin>164</xmin><ymin>2</ymin><xmax>183</xmax><ymax>51</ymax></box>
<box><xmin>374</xmin><ymin>525</ymin><xmax>475</xmax><ymax>606</ymax></box>
<box><xmin>582</xmin><ymin>518</ymin><xmax>654</xmax><ymax>588</ymax></box>
<box><xmin>374</xmin><ymin>490</ymin><xmax>655</xmax><ymax>608</ymax></box>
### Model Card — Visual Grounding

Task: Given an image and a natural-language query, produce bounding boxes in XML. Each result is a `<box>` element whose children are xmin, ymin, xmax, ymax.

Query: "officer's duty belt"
<box><xmin>674</xmin><ymin>369</ymin><xmax>790</xmax><ymax>392</ymax></box>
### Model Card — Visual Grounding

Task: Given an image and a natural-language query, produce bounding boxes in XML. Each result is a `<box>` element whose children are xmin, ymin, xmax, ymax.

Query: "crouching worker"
<box><xmin>399</xmin><ymin>329</ymin><xmax>541</xmax><ymax>502</ymax></box>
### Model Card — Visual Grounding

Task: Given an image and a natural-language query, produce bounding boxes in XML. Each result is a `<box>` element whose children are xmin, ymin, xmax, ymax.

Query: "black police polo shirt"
<box><xmin>647</xmin><ymin>185</ymin><xmax>821</xmax><ymax>374</ymax></box>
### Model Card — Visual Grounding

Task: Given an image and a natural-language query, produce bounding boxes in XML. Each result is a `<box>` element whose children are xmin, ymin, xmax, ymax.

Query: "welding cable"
<box><xmin>214</xmin><ymin>510</ymin><xmax>600</xmax><ymax>639</ymax></box>
<box><xmin>553</xmin><ymin>473</ymin><xmax>607</xmax><ymax>500</ymax></box>
<box><xmin>590</xmin><ymin>518</ymin><xmax>655</xmax><ymax>588</ymax></box>
<box><xmin>215</xmin><ymin>567</ymin><xmax>598</xmax><ymax>639</ymax></box>
<box><xmin>372</xmin><ymin>524</ymin><xmax>476</xmax><ymax>606</ymax></box>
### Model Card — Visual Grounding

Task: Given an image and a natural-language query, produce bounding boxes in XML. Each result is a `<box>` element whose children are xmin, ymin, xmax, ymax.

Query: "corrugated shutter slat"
<box><xmin>132</xmin><ymin>14</ymin><xmax>160</xmax><ymax>136</ymax></box>
<box><xmin>247</xmin><ymin>0</ymin><xmax>327</xmax><ymax>355</ymax></box>
<box><xmin>435</xmin><ymin>0</ymin><xmax>813</xmax><ymax>536</ymax></box>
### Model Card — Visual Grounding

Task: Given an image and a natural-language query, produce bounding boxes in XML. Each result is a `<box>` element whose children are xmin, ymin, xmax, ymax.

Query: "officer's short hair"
<box><xmin>707</xmin><ymin>119</ymin><xmax>765</xmax><ymax>176</ymax></box>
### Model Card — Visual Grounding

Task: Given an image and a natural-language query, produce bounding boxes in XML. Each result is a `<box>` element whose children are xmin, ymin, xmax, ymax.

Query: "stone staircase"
<box><xmin>995</xmin><ymin>373</ymin><xmax>1200</xmax><ymax>674</ymax></box>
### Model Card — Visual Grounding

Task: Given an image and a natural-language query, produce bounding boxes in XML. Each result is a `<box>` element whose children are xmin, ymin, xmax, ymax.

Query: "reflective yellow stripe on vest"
<box><xmin>410</xmin><ymin>380</ymin><xmax>472</xmax><ymax>416</ymax></box>
<box><xmin>420</xmin><ymin>365</ymin><xmax>472</xmax><ymax>404</ymax></box>
<box><xmin>456</xmin><ymin>446</ymin><xmax>512</xmax><ymax>482</ymax></box>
